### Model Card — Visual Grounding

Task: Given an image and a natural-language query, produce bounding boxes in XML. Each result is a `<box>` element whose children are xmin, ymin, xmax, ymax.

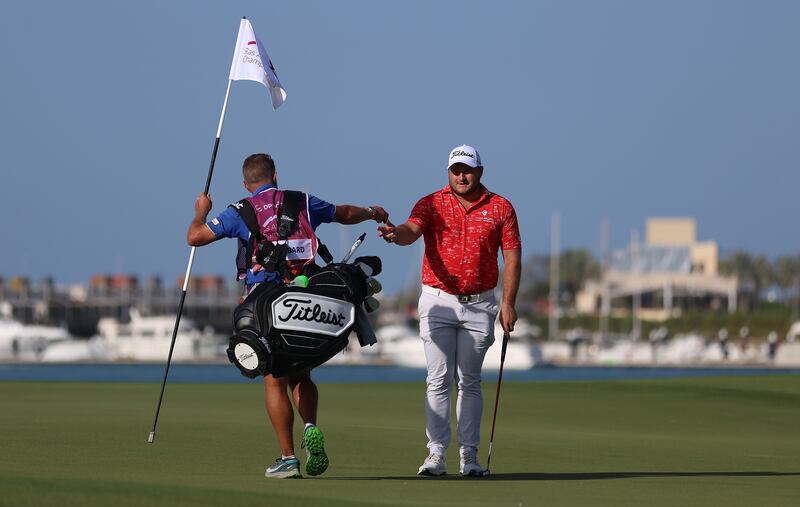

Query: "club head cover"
<box><xmin>364</xmin><ymin>296</ymin><xmax>380</xmax><ymax>313</ymax></box>
<box><xmin>353</xmin><ymin>256</ymin><xmax>382</xmax><ymax>276</ymax></box>
<box><xmin>366</xmin><ymin>277</ymin><xmax>382</xmax><ymax>297</ymax></box>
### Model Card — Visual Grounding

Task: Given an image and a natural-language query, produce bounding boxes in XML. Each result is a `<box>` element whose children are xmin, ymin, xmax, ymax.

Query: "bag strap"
<box><xmin>277</xmin><ymin>190</ymin><xmax>303</xmax><ymax>239</ymax></box>
<box><xmin>276</xmin><ymin>190</ymin><xmax>334</xmax><ymax>270</ymax></box>
<box><xmin>316</xmin><ymin>241</ymin><xmax>333</xmax><ymax>265</ymax></box>
<box><xmin>229</xmin><ymin>200</ymin><xmax>261</xmax><ymax>280</ymax></box>
<box><xmin>229</xmin><ymin>199</ymin><xmax>260</xmax><ymax>236</ymax></box>
<box><xmin>262</xmin><ymin>191</ymin><xmax>301</xmax><ymax>277</ymax></box>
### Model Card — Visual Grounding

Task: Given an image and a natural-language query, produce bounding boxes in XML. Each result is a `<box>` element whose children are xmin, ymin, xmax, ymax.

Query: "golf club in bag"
<box><xmin>485</xmin><ymin>331</ymin><xmax>510</xmax><ymax>475</ymax></box>
<box><xmin>227</xmin><ymin>253</ymin><xmax>382</xmax><ymax>378</ymax></box>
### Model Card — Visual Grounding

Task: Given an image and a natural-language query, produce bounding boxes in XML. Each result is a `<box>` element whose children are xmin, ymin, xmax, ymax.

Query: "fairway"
<box><xmin>1</xmin><ymin>376</ymin><xmax>799</xmax><ymax>507</ymax></box>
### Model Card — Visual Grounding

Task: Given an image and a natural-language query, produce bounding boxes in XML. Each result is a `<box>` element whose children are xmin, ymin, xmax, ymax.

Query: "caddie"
<box><xmin>187</xmin><ymin>152</ymin><xmax>388</xmax><ymax>478</ymax></box>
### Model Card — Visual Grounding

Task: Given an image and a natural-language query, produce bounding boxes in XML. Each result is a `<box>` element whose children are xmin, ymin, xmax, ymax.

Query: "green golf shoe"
<box><xmin>302</xmin><ymin>425</ymin><xmax>329</xmax><ymax>476</ymax></box>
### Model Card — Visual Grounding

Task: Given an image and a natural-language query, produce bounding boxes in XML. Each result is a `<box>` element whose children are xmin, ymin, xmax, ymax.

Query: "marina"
<box><xmin>3</xmin><ymin>308</ymin><xmax>800</xmax><ymax>368</ymax></box>
<box><xmin>1</xmin><ymin>362</ymin><xmax>798</xmax><ymax>384</ymax></box>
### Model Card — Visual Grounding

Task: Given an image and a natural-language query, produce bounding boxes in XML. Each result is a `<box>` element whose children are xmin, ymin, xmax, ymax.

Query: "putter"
<box><xmin>485</xmin><ymin>331</ymin><xmax>510</xmax><ymax>476</ymax></box>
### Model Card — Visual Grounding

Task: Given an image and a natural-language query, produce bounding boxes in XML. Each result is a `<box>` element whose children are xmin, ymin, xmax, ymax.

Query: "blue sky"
<box><xmin>1</xmin><ymin>1</ymin><xmax>798</xmax><ymax>294</ymax></box>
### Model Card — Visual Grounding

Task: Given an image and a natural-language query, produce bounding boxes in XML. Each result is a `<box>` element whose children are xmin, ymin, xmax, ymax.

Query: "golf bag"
<box><xmin>227</xmin><ymin>257</ymin><xmax>381</xmax><ymax>378</ymax></box>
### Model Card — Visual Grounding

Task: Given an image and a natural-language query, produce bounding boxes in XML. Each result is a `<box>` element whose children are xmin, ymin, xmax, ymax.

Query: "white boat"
<box><xmin>39</xmin><ymin>337</ymin><xmax>110</xmax><ymax>362</ymax></box>
<box><xmin>374</xmin><ymin>323</ymin><xmax>426</xmax><ymax>368</ymax></box>
<box><xmin>86</xmin><ymin>309</ymin><xmax>223</xmax><ymax>361</ymax></box>
<box><xmin>484</xmin><ymin>319</ymin><xmax>541</xmax><ymax>370</ymax></box>
<box><xmin>0</xmin><ymin>317</ymin><xmax>72</xmax><ymax>360</ymax></box>
<box><xmin>787</xmin><ymin>321</ymin><xmax>800</xmax><ymax>343</ymax></box>
<box><xmin>376</xmin><ymin>319</ymin><xmax>540</xmax><ymax>370</ymax></box>
<box><xmin>322</xmin><ymin>337</ymin><xmax>385</xmax><ymax>365</ymax></box>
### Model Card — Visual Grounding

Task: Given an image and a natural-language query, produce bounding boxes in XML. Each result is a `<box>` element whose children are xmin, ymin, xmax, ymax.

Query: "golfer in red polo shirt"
<box><xmin>378</xmin><ymin>144</ymin><xmax>521</xmax><ymax>476</ymax></box>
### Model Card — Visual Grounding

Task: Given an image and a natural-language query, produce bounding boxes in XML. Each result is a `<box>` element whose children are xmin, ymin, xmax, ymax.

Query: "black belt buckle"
<box><xmin>458</xmin><ymin>294</ymin><xmax>477</xmax><ymax>303</ymax></box>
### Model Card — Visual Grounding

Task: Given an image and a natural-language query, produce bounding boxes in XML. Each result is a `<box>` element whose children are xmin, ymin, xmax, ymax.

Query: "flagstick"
<box><xmin>147</xmin><ymin>79</ymin><xmax>233</xmax><ymax>444</ymax></box>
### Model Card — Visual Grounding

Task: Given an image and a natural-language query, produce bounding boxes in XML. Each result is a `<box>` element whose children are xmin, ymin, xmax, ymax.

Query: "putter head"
<box><xmin>482</xmin><ymin>469</ymin><xmax>491</xmax><ymax>477</ymax></box>
<box><xmin>147</xmin><ymin>431</ymin><xmax>155</xmax><ymax>443</ymax></box>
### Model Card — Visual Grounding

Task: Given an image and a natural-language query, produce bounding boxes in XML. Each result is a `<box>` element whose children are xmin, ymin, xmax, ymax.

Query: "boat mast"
<box><xmin>548</xmin><ymin>212</ymin><xmax>560</xmax><ymax>340</ymax></box>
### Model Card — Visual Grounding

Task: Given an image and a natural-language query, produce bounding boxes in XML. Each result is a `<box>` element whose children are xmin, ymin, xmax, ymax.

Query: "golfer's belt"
<box><xmin>422</xmin><ymin>285</ymin><xmax>495</xmax><ymax>304</ymax></box>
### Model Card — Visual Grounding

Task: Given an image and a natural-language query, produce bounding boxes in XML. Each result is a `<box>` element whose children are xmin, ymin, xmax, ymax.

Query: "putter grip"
<box><xmin>500</xmin><ymin>333</ymin><xmax>509</xmax><ymax>362</ymax></box>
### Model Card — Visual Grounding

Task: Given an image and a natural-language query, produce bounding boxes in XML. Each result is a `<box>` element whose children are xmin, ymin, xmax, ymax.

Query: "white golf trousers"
<box><xmin>418</xmin><ymin>286</ymin><xmax>498</xmax><ymax>453</ymax></box>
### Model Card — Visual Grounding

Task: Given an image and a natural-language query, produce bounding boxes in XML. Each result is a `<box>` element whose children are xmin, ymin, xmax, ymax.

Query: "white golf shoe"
<box><xmin>460</xmin><ymin>448</ymin><xmax>487</xmax><ymax>477</ymax></box>
<box><xmin>417</xmin><ymin>453</ymin><xmax>447</xmax><ymax>476</ymax></box>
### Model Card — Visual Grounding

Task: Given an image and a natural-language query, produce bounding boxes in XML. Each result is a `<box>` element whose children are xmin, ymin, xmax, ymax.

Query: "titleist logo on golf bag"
<box><xmin>278</xmin><ymin>298</ymin><xmax>346</xmax><ymax>325</ymax></box>
<box><xmin>270</xmin><ymin>293</ymin><xmax>355</xmax><ymax>337</ymax></box>
<box><xmin>450</xmin><ymin>150</ymin><xmax>474</xmax><ymax>159</ymax></box>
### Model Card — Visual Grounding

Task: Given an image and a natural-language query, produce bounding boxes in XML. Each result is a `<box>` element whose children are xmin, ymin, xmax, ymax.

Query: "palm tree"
<box><xmin>774</xmin><ymin>255</ymin><xmax>800</xmax><ymax>318</ymax></box>
<box><xmin>559</xmin><ymin>249</ymin><xmax>602</xmax><ymax>301</ymax></box>
<box><xmin>519</xmin><ymin>254</ymin><xmax>550</xmax><ymax>300</ymax></box>
<box><xmin>719</xmin><ymin>251</ymin><xmax>774</xmax><ymax>311</ymax></box>
<box><xmin>519</xmin><ymin>250</ymin><xmax>601</xmax><ymax>307</ymax></box>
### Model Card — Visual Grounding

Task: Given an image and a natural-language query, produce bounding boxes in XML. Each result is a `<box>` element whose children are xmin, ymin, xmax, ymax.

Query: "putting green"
<box><xmin>1</xmin><ymin>376</ymin><xmax>798</xmax><ymax>506</ymax></box>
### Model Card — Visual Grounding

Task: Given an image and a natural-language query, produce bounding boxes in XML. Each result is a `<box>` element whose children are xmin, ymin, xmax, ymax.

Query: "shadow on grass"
<box><xmin>323</xmin><ymin>471</ymin><xmax>800</xmax><ymax>481</ymax></box>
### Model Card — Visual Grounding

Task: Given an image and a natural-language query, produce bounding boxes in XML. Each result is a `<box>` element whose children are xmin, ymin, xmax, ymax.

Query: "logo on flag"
<box><xmin>229</xmin><ymin>19</ymin><xmax>287</xmax><ymax>110</ymax></box>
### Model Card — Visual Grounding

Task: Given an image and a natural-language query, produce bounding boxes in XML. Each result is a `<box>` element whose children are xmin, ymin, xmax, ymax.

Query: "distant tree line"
<box><xmin>719</xmin><ymin>251</ymin><xmax>800</xmax><ymax>311</ymax></box>
<box><xmin>516</xmin><ymin>249</ymin><xmax>800</xmax><ymax>314</ymax></box>
<box><xmin>518</xmin><ymin>249</ymin><xmax>600</xmax><ymax>305</ymax></box>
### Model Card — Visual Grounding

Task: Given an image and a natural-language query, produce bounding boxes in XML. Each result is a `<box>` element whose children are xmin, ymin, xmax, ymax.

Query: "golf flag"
<box><xmin>229</xmin><ymin>18</ymin><xmax>287</xmax><ymax>110</ymax></box>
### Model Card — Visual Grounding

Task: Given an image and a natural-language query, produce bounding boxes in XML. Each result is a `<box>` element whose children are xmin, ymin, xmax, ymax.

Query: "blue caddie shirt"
<box><xmin>206</xmin><ymin>184</ymin><xmax>336</xmax><ymax>285</ymax></box>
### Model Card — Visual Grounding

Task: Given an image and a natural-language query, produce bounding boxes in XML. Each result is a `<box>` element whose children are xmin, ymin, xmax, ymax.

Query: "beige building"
<box><xmin>646</xmin><ymin>218</ymin><xmax>718</xmax><ymax>275</ymax></box>
<box><xmin>576</xmin><ymin>218</ymin><xmax>737</xmax><ymax>323</ymax></box>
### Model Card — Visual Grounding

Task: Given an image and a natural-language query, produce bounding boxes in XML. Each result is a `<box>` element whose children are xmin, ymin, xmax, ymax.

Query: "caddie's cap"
<box><xmin>447</xmin><ymin>144</ymin><xmax>482</xmax><ymax>169</ymax></box>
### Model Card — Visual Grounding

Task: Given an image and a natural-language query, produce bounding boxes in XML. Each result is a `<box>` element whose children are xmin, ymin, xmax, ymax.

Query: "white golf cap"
<box><xmin>447</xmin><ymin>144</ymin><xmax>482</xmax><ymax>169</ymax></box>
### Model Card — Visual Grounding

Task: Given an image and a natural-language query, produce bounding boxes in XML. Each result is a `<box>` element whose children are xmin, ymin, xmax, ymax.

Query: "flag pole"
<box><xmin>148</xmin><ymin>15</ymin><xmax>285</xmax><ymax>443</ymax></box>
<box><xmin>147</xmin><ymin>77</ymin><xmax>233</xmax><ymax>444</ymax></box>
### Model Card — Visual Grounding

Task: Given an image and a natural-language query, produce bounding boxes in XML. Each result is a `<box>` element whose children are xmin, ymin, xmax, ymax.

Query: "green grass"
<box><xmin>1</xmin><ymin>376</ymin><xmax>799</xmax><ymax>507</ymax></box>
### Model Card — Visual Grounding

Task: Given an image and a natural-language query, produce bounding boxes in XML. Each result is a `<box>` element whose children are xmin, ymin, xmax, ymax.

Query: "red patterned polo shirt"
<box><xmin>407</xmin><ymin>185</ymin><xmax>521</xmax><ymax>295</ymax></box>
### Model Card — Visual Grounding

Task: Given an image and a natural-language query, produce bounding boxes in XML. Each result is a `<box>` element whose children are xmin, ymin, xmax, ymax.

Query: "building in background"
<box><xmin>576</xmin><ymin>218</ymin><xmax>738</xmax><ymax>322</ymax></box>
<box><xmin>0</xmin><ymin>274</ymin><xmax>240</xmax><ymax>336</ymax></box>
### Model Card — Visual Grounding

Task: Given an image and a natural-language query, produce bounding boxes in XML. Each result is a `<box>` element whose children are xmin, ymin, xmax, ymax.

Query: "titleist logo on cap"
<box><xmin>450</xmin><ymin>150</ymin><xmax>475</xmax><ymax>159</ymax></box>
